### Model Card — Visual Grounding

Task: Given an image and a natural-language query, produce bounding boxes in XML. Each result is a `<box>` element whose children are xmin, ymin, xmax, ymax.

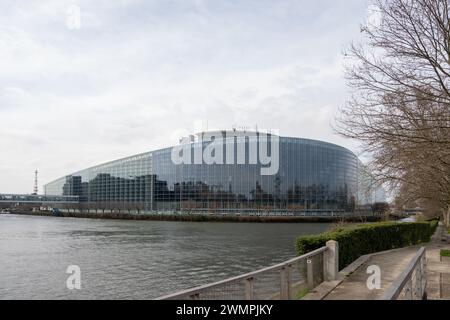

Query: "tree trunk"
<box><xmin>446</xmin><ymin>205</ymin><xmax>450</xmax><ymax>229</ymax></box>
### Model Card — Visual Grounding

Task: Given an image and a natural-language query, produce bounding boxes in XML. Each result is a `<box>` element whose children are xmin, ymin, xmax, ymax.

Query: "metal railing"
<box><xmin>380</xmin><ymin>247</ymin><xmax>427</xmax><ymax>300</ymax></box>
<box><xmin>158</xmin><ymin>241</ymin><xmax>338</xmax><ymax>300</ymax></box>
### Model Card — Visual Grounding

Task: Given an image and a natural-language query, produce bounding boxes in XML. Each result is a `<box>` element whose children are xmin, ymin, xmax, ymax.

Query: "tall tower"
<box><xmin>33</xmin><ymin>170</ymin><xmax>38</xmax><ymax>195</ymax></box>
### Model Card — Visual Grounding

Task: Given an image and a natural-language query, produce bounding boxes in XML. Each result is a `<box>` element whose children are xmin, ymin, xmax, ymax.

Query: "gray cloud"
<box><xmin>0</xmin><ymin>0</ymin><xmax>369</xmax><ymax>193</ymax></box>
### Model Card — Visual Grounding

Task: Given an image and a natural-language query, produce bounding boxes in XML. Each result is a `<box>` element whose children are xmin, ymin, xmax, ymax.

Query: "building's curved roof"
<box><xmin>45</xmin><ymin>132</ymin><xmax>356</xmax><ymax>185</ymax></box>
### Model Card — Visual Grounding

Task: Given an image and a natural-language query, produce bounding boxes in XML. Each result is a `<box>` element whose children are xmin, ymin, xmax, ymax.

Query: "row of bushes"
<box><xmin>296</xmin><ymin>219</ymin><xmax>439</xmax><ymax>269</ymax></box>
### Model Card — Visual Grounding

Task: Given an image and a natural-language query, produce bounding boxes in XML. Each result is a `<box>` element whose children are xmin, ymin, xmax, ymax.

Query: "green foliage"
<box><xmin>440</xmin><ymin>249</ymin><xmax>450</xmax><ymax>257</ymax></box>
<box><xmin>296</xmin><ymin>220</ymin><xmax>438</xmax><ymax>269</ymax></box>
<box><xmin>295</xmin><ymin>287</ymin><xmax>309</xmax><ymax>300</ymax></box>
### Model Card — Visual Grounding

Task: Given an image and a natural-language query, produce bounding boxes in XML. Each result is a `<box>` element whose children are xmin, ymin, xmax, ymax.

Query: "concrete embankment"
<box><xmin>5</xmin><ymin>210</ymin><xmax>384</xmax><ymax>223</ymax></box>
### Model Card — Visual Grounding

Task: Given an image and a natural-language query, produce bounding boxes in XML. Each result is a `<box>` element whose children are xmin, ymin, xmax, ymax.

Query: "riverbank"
<box><xmin>4</xmin><ymin>210</ymin><xmax>385</xmax><ymax>223</ymax></box>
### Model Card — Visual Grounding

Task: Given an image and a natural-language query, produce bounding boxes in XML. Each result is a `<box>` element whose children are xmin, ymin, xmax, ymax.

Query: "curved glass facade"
<box><xmin>44</xmin><ymin>133</ymin><xmax>364</xmax><ymax>213</ymax></box>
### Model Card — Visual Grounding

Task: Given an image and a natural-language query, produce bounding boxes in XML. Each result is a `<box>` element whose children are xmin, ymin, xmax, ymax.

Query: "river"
<box><xmin>0</xmin><ymin>214</ymin><xmax>330</xmax><ymax>299</ymax></box>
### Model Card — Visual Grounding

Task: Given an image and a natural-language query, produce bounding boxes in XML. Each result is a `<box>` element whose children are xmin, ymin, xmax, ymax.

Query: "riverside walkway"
<box><xmin>159</xmin><ymin>224</ymin><xmax>449</xmax><ymax>300</ymax></box>
<box><xmin>304</xmin><ymin>225</ymin><xmax>450</xmax><ymax>300</ymax></box>
<box><xmin>425</xmin><ymin>242</ymin><xmax>450</xmax><ymax>299</ymax></box>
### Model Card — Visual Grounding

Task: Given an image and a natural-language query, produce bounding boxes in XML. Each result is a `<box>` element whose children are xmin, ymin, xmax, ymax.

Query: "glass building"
<box><xmin>44</xmin><ymin>131</ymin><xmax>380</xmax><ymax>214</ymax></box>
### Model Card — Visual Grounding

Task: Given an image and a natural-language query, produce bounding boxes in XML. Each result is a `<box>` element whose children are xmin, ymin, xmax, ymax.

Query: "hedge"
<box><xmin>296</xmin><ymin>220</ymin><xmax>439</xmax><ymax>269</ymax></box>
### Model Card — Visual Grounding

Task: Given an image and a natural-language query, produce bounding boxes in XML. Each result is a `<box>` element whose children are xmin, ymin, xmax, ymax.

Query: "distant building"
<box><xmin>44</xmin><ymin>131</ymin><xmax>383</xmax><ymax>215</ymax></box>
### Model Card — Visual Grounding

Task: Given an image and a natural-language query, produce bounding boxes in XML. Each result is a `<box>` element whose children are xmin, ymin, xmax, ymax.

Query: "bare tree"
<box><xmin>336</xmin><ymin>0</ymin><xmax>450</xmax><ymax>222</ymax></box>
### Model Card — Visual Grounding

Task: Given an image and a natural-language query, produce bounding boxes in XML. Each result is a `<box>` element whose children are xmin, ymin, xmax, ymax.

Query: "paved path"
<box><xmin>305</xmin><ymin>224</ymin><xmax>450</xmax><ymax>300</ymax></box>
<box><xmin>424</xmin><ymin>236</ymin><xmax>450</xmax><ymax>299</ymax></box>
<box><xmin>324</xmin><ymin>246</ymin><xmax>419</xmax><ymax>300</ymax></box>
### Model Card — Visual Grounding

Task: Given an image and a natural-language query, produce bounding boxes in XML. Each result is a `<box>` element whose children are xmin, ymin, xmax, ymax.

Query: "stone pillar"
<box><xmin>324</xmin><ymin>240</ymin><xmax>339</xmax><ymax>281</ymax></box>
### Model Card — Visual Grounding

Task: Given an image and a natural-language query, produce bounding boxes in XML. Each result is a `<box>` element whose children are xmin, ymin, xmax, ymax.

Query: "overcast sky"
<box><xmin>0</xmin><ymin>0</ymin><xmax>372</xmax><ymax>194</ymax></box>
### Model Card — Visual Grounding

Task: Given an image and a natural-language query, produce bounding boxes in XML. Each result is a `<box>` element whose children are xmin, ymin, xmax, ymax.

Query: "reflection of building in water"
<box><xmin>44</xmin><ymin>131</ymin><xmax>384</xmax><ymax>214</ymax></box>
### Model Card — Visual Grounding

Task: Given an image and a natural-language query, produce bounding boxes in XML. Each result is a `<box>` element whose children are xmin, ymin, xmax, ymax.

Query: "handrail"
<box><xmin>380</xmin><ymin>247</ymin><xmax>426</xmax><ymax>300</ymax></box>
<box><xmin>157</xmin><ymin>246</ymin><xmax>328</xmax><ymax>300</ymax></box>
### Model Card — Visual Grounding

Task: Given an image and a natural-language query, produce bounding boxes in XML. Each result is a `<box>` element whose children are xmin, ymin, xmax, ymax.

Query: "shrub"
<box><xmin>440</xmin><ymin>249</ymin><xmax>450</xmax><ymax>257</ymax></box>
<box><xmin>296</xmin><ymin>220</ymin><xmax>438</xmax><ymax>269</ymax></box>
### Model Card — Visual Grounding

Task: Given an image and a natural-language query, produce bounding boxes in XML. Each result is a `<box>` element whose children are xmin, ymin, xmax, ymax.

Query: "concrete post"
<box><xmin>306</xmin><ymin>259</ymin><xmax>314</xmax><ymax>289</ymax></box>
<box><xmin>245</xmin><ymin>277</ymin><xmax>254</xmax><ymax>300</ymax></box>
<box><xmin>324</xmin><ymin>240</ymin><xmax>339</xmax><ymax>281</ymax></box>
<box><xmin>280</xmin><ymin>266</ymin><xmax>292</xmax><ymax>300</ymax></box>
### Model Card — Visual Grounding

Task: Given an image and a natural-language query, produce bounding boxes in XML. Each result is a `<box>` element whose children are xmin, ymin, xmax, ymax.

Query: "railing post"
<box><xmin>405</xmin><ymin>278</ymin><xmax>413</xmax><ymax>299</ymax></box>
<box><xmin>421</xmin><ymin>253</ymin><xmax>427</xmax><ymax>299</ymax></box>
<box><xmin>245</xmin><ymin>277</ymin><xmax>254</xmax><ymax>300</ymax></box>
<box><xmin>280</xmin><ymin>265</ymin><xmax>292</xmax><ymax>300</ymax></box>
<box><xmin>286</xmin><ymin>265</ymin><xmax>292</xmax><ymax>299</ymax></box>
<box><xmin>415</xmin><ymin>261</ymin><xmax>422</xmax><ymax>299</ymax></box>
<box><xmin>307</xmin><ymin>259</ymin><xmax>314</xmax><ymax>289</ymax></box>
<box><xmin>324</xmin><ymin>240</ymin><xmax>339</xmax><ymax>281</ymax></box>
<box><xmin>189</xmin><ymin>293</ymin><xmax>200</xmax><ymax>300</ymax></box>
